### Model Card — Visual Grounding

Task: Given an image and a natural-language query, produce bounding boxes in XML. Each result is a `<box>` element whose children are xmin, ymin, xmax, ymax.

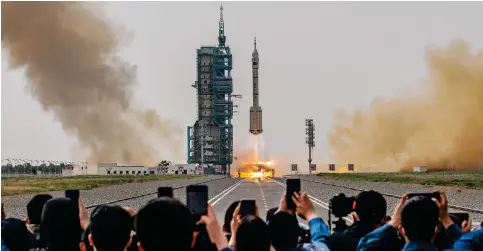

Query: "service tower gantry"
<box><xmin>187</xmin><ymin>3</ymin><xmax>239</xmax><ymax>175</ymax></box>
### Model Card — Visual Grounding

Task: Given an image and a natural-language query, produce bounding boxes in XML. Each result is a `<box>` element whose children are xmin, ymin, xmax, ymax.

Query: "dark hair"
<box><xmin>40</xmin><ymin>198</ymin><xmax>82</xmax><ymax>251</ymax></box>
<box><xmin>268</xmin><ymin>212</ymin><xmax>299</xmax><ymax>248</ymax></box>
<box><xmin>27</xmin><ymin>194</ymin><xmax>53</xmax><ymax>224</ymax></box>
<box><xmin>90</xmin><ymin>205</ymin><xmax>132</xmax><ymax>251</ymax></box>
<box><xmin>236</xmin><ymin>215</ymin><xmax>270</xmax><ymax>251</ymax></box>
<box><xmin>265</xmin><ymin>207</ymin><xmax>279</xmax><ymax>223</ymax></box>
<box><xmin>223</xmin><ymin>201</ymin><xmax>240</xmax><ymax>233</ymax></box>
<box><xmin>135</xmin><ymin>197</ymin><xmax>195</xmax><ymax>251</ymax></box>
<box><xmin>401</xmin><ymin>196</ymin><xmax>439</xmax><ymax>242</ymax></box>
<box><xmin>355</xmin><ymin>191</ymin><xmax>387</xmax><ymax>224</ymax></box>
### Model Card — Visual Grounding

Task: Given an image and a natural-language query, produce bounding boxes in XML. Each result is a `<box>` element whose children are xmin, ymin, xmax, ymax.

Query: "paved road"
<box><xmin>211</xmin><ymin>179</ymin><xmax>341</xmax><ymax>228</ymax></box>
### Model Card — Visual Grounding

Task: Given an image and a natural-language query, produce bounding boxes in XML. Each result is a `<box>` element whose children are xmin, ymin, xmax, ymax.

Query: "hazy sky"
<box><xmin>2</xmin><ymin>2</ymin><xmax>482</xmax><ymax>169</ymax></box>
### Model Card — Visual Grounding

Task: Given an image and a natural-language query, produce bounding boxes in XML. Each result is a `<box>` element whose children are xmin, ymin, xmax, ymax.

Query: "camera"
<box><xmin>330</xmin><ymin>193</ymin><xmax>355</xmax><ymax>218</ymax></box>
<box><xmin>329</xmin><ymin>193</ymin><xmax>355</xmax><ymax>232</ymax></box>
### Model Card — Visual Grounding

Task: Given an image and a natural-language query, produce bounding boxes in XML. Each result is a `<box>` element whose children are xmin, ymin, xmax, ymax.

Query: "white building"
<box><xmin>166</xmin><ymin>163</ymin><xmax>203</xmax><ymax>174</ymax></box>
<box><xmin>413</xmin><ymin>166</ymin><xmax>428</xmax><ymax>172</ymax></box>
<box><xmin>96</xmin><ymin>163</ymin><xmax>203</xmax><ymax>175</ymax></box>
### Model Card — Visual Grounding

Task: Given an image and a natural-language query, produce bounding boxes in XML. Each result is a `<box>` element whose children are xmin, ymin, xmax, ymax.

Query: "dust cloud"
<box><xmin>329</xmin><ymin>40</ymin><xmax>483</xmax><ymax>172</ymax></box>
<box><xmin>1</xmin><ymin>2</ymin><xmax>182</xmax><ymax>165</ymax></box>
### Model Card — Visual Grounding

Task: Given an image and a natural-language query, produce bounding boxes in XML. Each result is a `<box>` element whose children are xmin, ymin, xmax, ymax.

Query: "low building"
<box><xmin>413</xmin><ymin>166</ymin><xmax>428</xmax><ymax>172</ymax></box>
<box><xmin>97</xmin><ymin>163</ymin><xmax>156</xmax><ymax>175</ymax></box>
<box><xmin>96</xmin><ymin>163</ymin><xmax>204</xmax><ymax>175</ymax></box>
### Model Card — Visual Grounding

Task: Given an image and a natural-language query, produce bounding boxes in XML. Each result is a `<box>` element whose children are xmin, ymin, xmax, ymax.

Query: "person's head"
<box><xmin>401</xmin><ymin>196</ymin><xmax>440</xmax><ymax>243</ymax></box>
<box><xmin>89</xmin><ymin>205</ymin><xmax>133</xmax><ymax>251</ymax></box>
<box><xmin>1</xmin><ymin>218</ymin><xmax>35</xmax><ymax>251</ymax></box>
<box><xmin>40</xmin><ymin>198</ymin><xmax>82</xmax><ymax>251</ymax></box>
<box><xmin>265</xmin><ymin>207</ymin><xmax>278</xmax><ymax>224</ymax></box>
<box><xmin>236</xmin><ymin>215</ymin><xmax>271</xmax><ymax>251</ymax></box>
<box><xmin>354</xmin><ymin>191</ymin><xmax>387</xmax><ymax>226</ymax></box>
<box><xmin>27</xmin><ymin>194</ymin><xmax>53</xmax><ymax>224</ymax></box>
<box><xmin>223</xmin><ymin>201</ymin><xmax>240</xmax><ymax>233</ymax></box>
<box><xmin>268</xmin><ymin>211</ymin><xmax>299</xmax><ymax>248</ymax></box>
<box><xmin>135</xmin><ymin>197</ymin><xmax>195</xmax><ymax>251</ymax></box>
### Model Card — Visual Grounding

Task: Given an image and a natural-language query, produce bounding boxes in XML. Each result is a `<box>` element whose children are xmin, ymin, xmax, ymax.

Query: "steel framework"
<box><xmin>305</xmin><ymin>119</ymin><xmax>315</xmax><ymax>174</ymax></box>
<box><xmin>187</xmin><ymin>4</ymin><xmax>238</xmax><ymax>174</ymax></box>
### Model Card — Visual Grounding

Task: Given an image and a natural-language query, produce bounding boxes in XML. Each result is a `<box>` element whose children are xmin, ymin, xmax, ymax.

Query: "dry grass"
<box><xmin>1</xmin><ymin>175</ymin><xmax>202</xmax><ymax>196</ymax></box>
<box><xmin>316</xmin><ymin>171</ymin><xmax>483</xmax><ymax>189</ymax></box>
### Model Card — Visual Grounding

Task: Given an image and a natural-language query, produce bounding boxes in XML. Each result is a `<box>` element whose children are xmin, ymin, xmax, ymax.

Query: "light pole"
<box><xmin>305</xmin><ymin>119</ymin><xmax>315</xmax><ymax>175</ymax></box>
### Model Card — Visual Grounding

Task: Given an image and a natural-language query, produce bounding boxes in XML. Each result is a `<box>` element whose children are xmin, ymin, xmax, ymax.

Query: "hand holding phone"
<box><xmin>286</xmin><ymin>179</ymin><xmax>301</xmax><ymax>210</ymax></box>
<box><xmin>449</xmin><ymin>213</ymin><xmax>470</xmax><ymax>228</ymax></box>
<box><xmin>186</xmin><ymin>185</ymin><xmax>208</xmax><ymax>222</ymax></box>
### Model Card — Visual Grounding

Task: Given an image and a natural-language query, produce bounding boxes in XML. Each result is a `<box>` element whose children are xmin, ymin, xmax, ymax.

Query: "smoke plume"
<box><xmin>2</xmin><ymin>2</ymin><xmax>182</xmax><ymax>165</ymax></box>
<box><xmin>329</xmin><ymin>40</ymin><xmax>483</xmax><ymax>172</ymax></box>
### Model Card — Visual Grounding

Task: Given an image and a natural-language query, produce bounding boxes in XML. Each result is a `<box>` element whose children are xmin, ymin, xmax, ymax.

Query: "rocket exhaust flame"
<box><xmin>1</xmin><ymin>2</ymin><xmax>182</xmax><ymax>165</ymax></box>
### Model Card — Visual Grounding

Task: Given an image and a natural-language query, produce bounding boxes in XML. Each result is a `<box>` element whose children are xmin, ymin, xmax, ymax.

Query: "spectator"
<box><xmin>269</xmin><ymin>192</ymin><xmax>331</xmax><ymax>251</ymax></box>
<box><xmin>79</xmin><ymin>226</ymin><xmax>94</xmax><ymax>251</ymax></box>
<box><xmin>268</xmin><ymin>211</ymin><xmax>300</xmax><ymax>249</ymax></box>
<box><xmin>135</xmin><ymin>197</ymin><xmax>196</xmax><ymax>251</ymax></box>
<box><xmin>1</xmin><ymin>218</ymin><xmax>35</xmax><ymax>251</ymax></box>
<box><xmin>234</xmin><ymin>215</ymin><xmax>271</xmax><ymax>251</ymax></box>
<box><xmin>357</xmin><ymin>192</ymin><xmax>459</xmax><ymax>251</ymax></box>
<box><xmin>26</xmin><ymin>194</ymin><xmax>53</xmax><ymax>246</ymax></box>
<box><xmin>400</xmin><ymin>196</ymin><xmax>440</xmax><ymax>248</ymax></box>
<box><xmin>88</xmin><ymin>205</ymin><xmax>133</xmax><ymax>251</ymax></box>
<box><xmin>223</xmin><ymin>201</ymin><xmax>240</xmax><ymax>241</ymax></box>
<box><xmin>199</xmin><ymin>205</ymin><xmax>230</xmax><ymax>251</ymax></box>
<box><xmin>329</xmin><ymin>191</ymin><xmax>387</xmax><ymax>251</ymax></box>
<box><xmin>38</xmin><ymin>198</ymin><xmax>83</xmax><ymax>251</ymax></box>
<box><xmin>266</xmin><ymin>207</ymin><xmax>279</xmax><ymax>224</ymax></box>
<box><xmin>452</xmin><ymin>227</ymin><xmax>483</xmax><ymax>250</ymax></box>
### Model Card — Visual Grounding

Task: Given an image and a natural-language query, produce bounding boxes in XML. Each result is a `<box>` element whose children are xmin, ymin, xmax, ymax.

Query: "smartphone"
<box><xmin>65</xmin><ymin>189</ymin><xmax>80</xmax><ymax>212</ymax></box>
<box><xmin>407</xmin><ymin>192</ymin><xmax>441</xmax><ymax>201</ymax></box>
<box><xmin>240</xmin><ymin>200</ymin><xmax>256</xmax><ymax>217</ymax></box>
<box><xmin>449</xmin><ymin>213</ymin><xmax>470</xmax><ymax>227</ymax></box>
<box><xmin>286</xmin><ymin>179</ymin><xmax>301</xmax><ymax>210</ymax></box>
<box><xmin>157</xmin><ymin>187</ymin><xmax>173</xmax><ymax>198</ymax></box>
<box><xmin>186</xmin><ymin>185</ymin><xmax>208</xmax><ymax>222</ymax></box>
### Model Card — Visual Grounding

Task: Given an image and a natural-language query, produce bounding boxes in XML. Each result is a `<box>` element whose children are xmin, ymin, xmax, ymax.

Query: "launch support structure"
<box><xmin>187</xmin><ymin>3</ymin><xmax>240</xmax><ymax>175</ymax></box>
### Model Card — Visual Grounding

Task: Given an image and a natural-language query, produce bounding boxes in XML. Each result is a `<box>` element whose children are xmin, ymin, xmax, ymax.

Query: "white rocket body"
<box><xmin>249</xmin><ymin>38</ymin><xmax>263</xmax><ymax>135</ymax></box>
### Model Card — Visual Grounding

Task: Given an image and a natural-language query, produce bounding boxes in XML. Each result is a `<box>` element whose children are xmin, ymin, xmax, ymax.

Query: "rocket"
<box><xmin>249</xmin><ymin>37</ymin><xmax>263</xmax><ymax>135</ymax></box>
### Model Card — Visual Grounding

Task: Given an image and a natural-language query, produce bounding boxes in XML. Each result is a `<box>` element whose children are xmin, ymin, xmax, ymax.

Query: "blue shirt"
<box><xmin>357</xmin><ymin>223</ymin><xmax>466</xmax><ymax>251</ymax></box>
<box><xmin>452</xmin><ymin>227</ymin><xmax>483</xmax><ymax>250</ymax></box>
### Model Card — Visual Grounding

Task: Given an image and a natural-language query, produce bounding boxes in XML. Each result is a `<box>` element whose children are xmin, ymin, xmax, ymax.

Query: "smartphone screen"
<box><xmin>186</xmin><ymin>185</ymin><xmax>208</xmax><ymax>222</ymax></box>
<box><xmin>407</xmin><ymin>192</ymin><xmax>440</xmax><ymax>201</ymax></box>
<box><xmin>286</xmin><ymin>179</ymin><xmax>301</xmax><ymax>210</ymax></box>
<box><xmin>450</xmin><ymin>213</ymin><xmax>470</xmax><ymax>227</ymax></box>
<box><xmin>157</xmin><ymin>187</ymin><xmax>173</xmax><ymax>198</ymax></box>
<box><xmin>240</xmin><ymin>200</ymin><xmax>256</xmax><ymax>217</ymax></box>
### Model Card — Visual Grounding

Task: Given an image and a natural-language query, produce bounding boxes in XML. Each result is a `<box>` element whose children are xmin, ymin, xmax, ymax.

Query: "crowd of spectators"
<box><xmin>1</xmin><ymin>187</ymin><xmax>482</xmax><ymax>251</ymax></box>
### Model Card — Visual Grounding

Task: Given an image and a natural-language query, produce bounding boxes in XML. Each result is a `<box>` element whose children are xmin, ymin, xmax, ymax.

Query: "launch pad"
<box><xmin>238</xmin><ymin>161</ymin><xmax>274</xmax><ymax>179</ymax></box>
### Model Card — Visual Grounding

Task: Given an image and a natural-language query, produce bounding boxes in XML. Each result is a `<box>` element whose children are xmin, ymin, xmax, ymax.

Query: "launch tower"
<box><xmin>187</xmin><ymin>3</ymin><xmax>238</xmax><ymax>174</ymax></box>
